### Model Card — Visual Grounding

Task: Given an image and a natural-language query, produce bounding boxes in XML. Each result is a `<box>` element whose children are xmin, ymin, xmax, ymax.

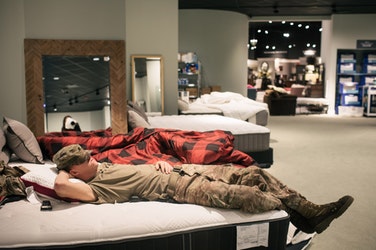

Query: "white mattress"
<box><xmin>180</xmin><ymin>108</ymin><xmax>269</xmax><ymax>126</ymax></box>
<box><xmin>296</xmin><ymin>97</ymin><xmax>329</xmax><ymax>106</ymax></box>
<box><xmin>148</xmin><ymin>115</ymin><xmax>270</xmax><ymax>152</ymax></box>
<box><xmin>0</xmin><ymin>162</ymin><xmax>287</xmax><ymax>249</ymax></box>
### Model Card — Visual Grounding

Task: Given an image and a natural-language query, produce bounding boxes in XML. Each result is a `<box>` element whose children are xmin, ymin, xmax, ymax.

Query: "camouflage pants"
<box><xmin>0</xmin><ymin>161</ymin><xmax>29</xmax><ymax>198</ymax></box>
<box><xmin>171</xmin><ymin>164</ymin><xmax>305</xmax><ymax>214</ymax></box>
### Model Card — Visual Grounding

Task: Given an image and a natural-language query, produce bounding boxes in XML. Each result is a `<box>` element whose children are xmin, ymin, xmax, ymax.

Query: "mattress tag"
<box><xmin>236</xmin><ymin>223</ymin><xmax>269</xmax><ymax>249</ymax></box>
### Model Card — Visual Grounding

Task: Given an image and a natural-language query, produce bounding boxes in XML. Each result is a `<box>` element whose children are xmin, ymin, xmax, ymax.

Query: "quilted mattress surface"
<box><xmin>148</xmin><ymin>115</ymin><xmax>270</xmax><ymax>152</ymax></box>
<box><xmin>0</xmin><ymin>161</ymin><xmax>287</xmax><ymax>249</ymax></box>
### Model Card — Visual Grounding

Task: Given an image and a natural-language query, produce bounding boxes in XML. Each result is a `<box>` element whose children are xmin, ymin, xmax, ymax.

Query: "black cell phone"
<box><xmin>40</xmin><ymin>200</ymin><xmax>52</xmax><ymax>211</ymax></box>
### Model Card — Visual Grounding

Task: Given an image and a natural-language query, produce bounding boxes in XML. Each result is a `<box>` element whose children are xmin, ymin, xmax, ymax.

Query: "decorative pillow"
<box><xmin>128</xmin><ymin>110</ymin><xmax>151</xmax><ymax>129</ymax></box>
<box><xmin>0</xmin><ymin>128</ymin><xmax>11</xmax><ymax>163</ymax></box>
<box><xmin>20</xmin><ymin>163</ymin><xmax>81</xmax><ymax>201</ymax></box>
<box><xmin>127</xmin><ymin>100</ymin><xmax>149</xmax><ymax>122</ymax></box>
<box><xmin>3</xmin><ymin>117</ymin><xmax>44</xmax><ymax>164</ymax></box>
<box><xmin>178</xmin><ymin>99</ymin><xmax>189</xmax><ymax>111</ymax></box>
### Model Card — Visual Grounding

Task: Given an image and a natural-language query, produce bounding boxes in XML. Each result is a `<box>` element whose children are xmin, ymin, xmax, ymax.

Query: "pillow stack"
<box><xmin>1</xmin><ymin>116</ymin><xmax>44</xmax><ymax>164</ymax></box>
<box><xmin>127</xmin><ymin>100</ymin><xmax>151</xmax><ymax>130</ymax></box>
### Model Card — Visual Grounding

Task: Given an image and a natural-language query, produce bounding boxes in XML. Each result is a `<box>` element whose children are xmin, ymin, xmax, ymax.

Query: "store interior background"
<box><xmin>247</xmin><ymin>21</ymin><xmax>323</xmax><ymax>93</ymax></box>
<box><xmin>1</xmin><ymin>0</ymin><xmax>376</xmax><ymax>124</ymax></box>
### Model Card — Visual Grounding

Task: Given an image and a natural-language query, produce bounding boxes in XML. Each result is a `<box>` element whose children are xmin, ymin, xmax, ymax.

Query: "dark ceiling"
<box><xmin>43</xmin><ymin>56</ymin><xmax>110</xmax><ymax>113</ymax></box>
<box><xmin>179</xmin><ymin>0</ymin><xmax>376</xmax><ymax>17</ymax></box>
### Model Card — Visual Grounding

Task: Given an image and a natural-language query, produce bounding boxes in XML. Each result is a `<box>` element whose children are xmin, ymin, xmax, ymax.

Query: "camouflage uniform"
<box><xmin>170</xmin><ymin>164</ymin><xmax>306</xmax><ymax>214</ymax></box>
<box><xmin>0</xmin><ymin>161</ymin><xmax>29</xmax><ymax>199</ymax></box>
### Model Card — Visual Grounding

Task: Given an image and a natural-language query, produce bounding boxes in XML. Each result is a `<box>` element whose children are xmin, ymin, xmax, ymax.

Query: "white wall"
<box><xmin>0</xmin><ymin>0</ymin><xmax>26</xmax><ymax>122</ymax></box>
<box><xmin>125</xmin><ymin>0</ymin><xmax>178</xmax><ymax>115</ymax></box>
<box><xmin>179</xmin><ymin>10</ymin><xmax>249</xmax><ymax>96</ymax></box>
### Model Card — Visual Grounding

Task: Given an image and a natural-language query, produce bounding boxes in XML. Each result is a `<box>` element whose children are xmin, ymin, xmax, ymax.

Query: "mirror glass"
<box><xmin>24</xmin><ymin>39</ymin><xmax>127</xmax><ymax>136</ymax></box>
<box><xmin>42</xmin><ymin>55</ymin><xmax>111</xmax><ymax>132</ymax></box>
<box><xmin>131</xmin><ymin>55</ymin><xmax>164</xmax><ymax>115</ymax></box>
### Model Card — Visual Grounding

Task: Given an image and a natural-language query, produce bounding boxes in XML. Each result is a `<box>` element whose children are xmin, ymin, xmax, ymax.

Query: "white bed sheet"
<box><xmin>180</xmin><ymin>92</ymin><xmax>269</xmax><ymax>126</ymax></box>
<box><xmin>1</xmin><ymin>161</ymin><xmax>288</xmax><ymax>249</ymax></box>
<box><xmin>296</xmin><ymin>97</ymin><xmax>329</xmax><ymax>106</ymax></box>
<box><xmin>148</xmin><ymin>115</ymin><xmax>269</xmax><ymax>136</ymax></box>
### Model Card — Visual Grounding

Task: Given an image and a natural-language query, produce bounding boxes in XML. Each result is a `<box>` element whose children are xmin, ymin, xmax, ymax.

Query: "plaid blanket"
<box><xmin>37</xmin><ymin>127</ymin><xmax>254</xmax><ymax>167</ymax></box>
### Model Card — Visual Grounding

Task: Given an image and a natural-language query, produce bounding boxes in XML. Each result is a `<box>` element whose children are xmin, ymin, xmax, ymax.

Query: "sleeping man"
<box><xmin>53</xmin><ymin>144</ymin><xmax>353</xmax><ymax>235</ymax></box>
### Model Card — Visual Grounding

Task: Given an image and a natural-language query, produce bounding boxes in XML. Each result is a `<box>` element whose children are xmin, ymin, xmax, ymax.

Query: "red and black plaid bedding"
<box><xmin>37</xmin><ymin>127</ymin><xmax>255</xmax><ymax>167</ymax></box>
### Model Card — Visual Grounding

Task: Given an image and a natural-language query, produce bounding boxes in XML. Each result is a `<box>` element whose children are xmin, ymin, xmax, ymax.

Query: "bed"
<box><xmin>178</xmin><ymin>92</ymin><xmax>269</xmax><ymax>126</ymax></box>
<box><xmin>1</xmin><ymin>116</ymin><xmax>315</xmax><ymax>250</ymax></box>
<box><xmin>127</xmin><ymin>110</ymin><xmax>273</xmax><ymax>168</ymax></box>
<box><xmin>296</xmin><ymin>97</ymin><xmax>329</xmax><ymax>114</ymax></box>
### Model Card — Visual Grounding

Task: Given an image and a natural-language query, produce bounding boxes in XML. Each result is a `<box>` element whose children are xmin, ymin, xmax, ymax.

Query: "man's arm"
<box><xmin>54</xmin><ymin>171</ymin><xmax>97</xmax><ymax>202</ymax></box>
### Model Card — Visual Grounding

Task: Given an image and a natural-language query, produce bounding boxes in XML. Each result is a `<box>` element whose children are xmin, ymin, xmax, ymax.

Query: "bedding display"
<box><xmin>178</xmin><ymin>91</ymin><xmax>269</xmax><ymax>126</ymax></box>
<box><xmin>38</xmin><ymin>127</ymin><xmax>254</xmax><ymax>167</ymax></box>
<box><xmin>145</xmin><ymin>115</ymin><xmax>273</xmax><ymax>168</ymax></box>
<box><xmin>296</xmin><ymin>97</ymin><xmax>329</xmax><ymax>114</ymax></box>
<box><xmin>0</xmin><ymin>116</ymin><xmax>317</xmax><ymax>250</ymax></box>
<box><xmin>1</xmin><ymin>160</ymin><xmax>291</xmax><ymax>250</ymax></box>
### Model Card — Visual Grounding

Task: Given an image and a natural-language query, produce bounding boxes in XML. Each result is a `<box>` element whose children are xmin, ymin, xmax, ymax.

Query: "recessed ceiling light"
<box><xmin>93</xmin><ymin>57</ymin><xmax>100</xmax><ymax>61</ymax></box>
<box><xmin>283</xmin><ymin>33</ymin><xmax>290</xmax><ymax>37</ymax></box>
<box><xmin>53</xmin><ymin>77</ymin><xmax>59</xmax><ymax>80</ymax></box>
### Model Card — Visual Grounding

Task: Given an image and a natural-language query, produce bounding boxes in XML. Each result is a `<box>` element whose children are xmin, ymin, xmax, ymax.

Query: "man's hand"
<box><xmin>155</xmin><ymin>161</ymin><xmax>173</xmax><ymax>174</ymax></box>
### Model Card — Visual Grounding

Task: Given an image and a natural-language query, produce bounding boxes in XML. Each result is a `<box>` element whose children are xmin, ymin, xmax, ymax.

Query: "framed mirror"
<box><xmin>24</xmin><ymin>39</ymin><xmax>127</xmax><ymax>136</ymax></box>
<box><xmin>131</xmin><ymin>55</ymin><xmax>164</xmax><ymax>116</ymax></box>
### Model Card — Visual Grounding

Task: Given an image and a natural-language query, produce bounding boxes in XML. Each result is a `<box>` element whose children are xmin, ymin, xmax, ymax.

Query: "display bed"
<box><xmin>148</xmin><ymin>115</ymin><xmax>273</xmax><ymax>168</ymax></box>
<box><xmin>0</xmin><ymin>161</ymin><xmax>289</xmax><ymax>250</ymax></box>
<box><xmin>296</xmin><ymin>98</ymin><xmax>329</xmax><ymax>114</ymax></box>
<box><xmin>178</xmin><ymin>92</ymin><xmax>269</xmax><ymax>126</ymax></box>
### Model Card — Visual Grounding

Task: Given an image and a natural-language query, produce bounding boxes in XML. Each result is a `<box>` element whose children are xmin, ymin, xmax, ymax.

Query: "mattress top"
<box><xmin>148</xmin><ymin>115</ymin><xmax>270</xmax><ymax>135</ymax></box>
<box><xmin>0</xmin><ymin>161</ymin><xmax>286</xmax><ymax>248</ymax></box>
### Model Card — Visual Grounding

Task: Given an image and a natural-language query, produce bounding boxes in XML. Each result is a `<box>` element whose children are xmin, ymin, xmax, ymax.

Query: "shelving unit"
<box><xmin>335</xmin><ymin>49</ymin><xmax>376</xmax><ymax>116</ymax></box>
<box><xmin>178</xmin><ymin>52</ymin><xmax>201</xmax><ymax>101</ymax></box>
<box><xmin>363</xmin><ymin>85</ymin><xmax>376</xmax><ymax>116</ymax></box>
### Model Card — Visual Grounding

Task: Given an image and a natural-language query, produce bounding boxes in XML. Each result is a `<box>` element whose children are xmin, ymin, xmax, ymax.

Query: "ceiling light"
<box><xmin>303</xmin><ymin>49</ymin><xmax>316</xmax><ymax>56</ymax></box>
<box><xmin>93</xmin><ymin>57</ymin><xmax>100</xmax><ymax>61</ymax></box>
<box><xmin>283</xmin><ymin>33</ymin><xmax>290</xmax><ymax>38</ymax></box>
<box><xmin>290</xmin><ymin>22</ymin><xmax>294</xmax><ymax>26</ymax></box>
<box><xmin>250</xmin><ymin>39</ymin><xmax>258</xmax><ymax>46</ymax></box>
<box><xmin>53</xmin><ymin>77</ymin><xmax>59</xmax><ymax>80</ymax></box>
<box><xmin>264</xmin><ymin>30</ymin><xmax>268</xmax><ymax>34</ymax></box>
<box><xmin>305</xmin><ymin>25</ymin><xmax>310</xmax><ymax>29</ymax></box>
<box><xmin>298</xmin><ymin>24</ymin><xmax>302</xmax><ymax>27</ymax></box>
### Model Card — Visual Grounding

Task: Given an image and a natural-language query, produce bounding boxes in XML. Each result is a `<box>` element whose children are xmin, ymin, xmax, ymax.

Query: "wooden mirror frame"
<box><xmin>24</xmin><ymin>39</ymin><xmax>127</xmax><ymax>136</ymax></box>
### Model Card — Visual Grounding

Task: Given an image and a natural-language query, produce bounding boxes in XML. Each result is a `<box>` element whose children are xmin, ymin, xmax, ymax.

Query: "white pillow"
<box><xmin>20</xmin><ymin>163</ymin><xmax>82</xmax><ymax>201</ymax></box>
<box><xmin>178</xmin><ymin>99</ymin><xmax>189</xmax><ymax>111</ymax></box>
<box><xmin>128</xmin><ymin>110</ymin><xmax>151</xmax><ymax>129</ymax></box>
<box><xmin>3</xmin><ymin>117</ymin><xmax>44</xmax><ymax>164</ymax></box>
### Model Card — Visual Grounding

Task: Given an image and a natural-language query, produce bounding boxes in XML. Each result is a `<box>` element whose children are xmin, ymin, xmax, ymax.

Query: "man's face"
<box><xmin>69</xmin><ymin>157</ymin><xmax>98</xmax><ymax>182</ymax></box>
